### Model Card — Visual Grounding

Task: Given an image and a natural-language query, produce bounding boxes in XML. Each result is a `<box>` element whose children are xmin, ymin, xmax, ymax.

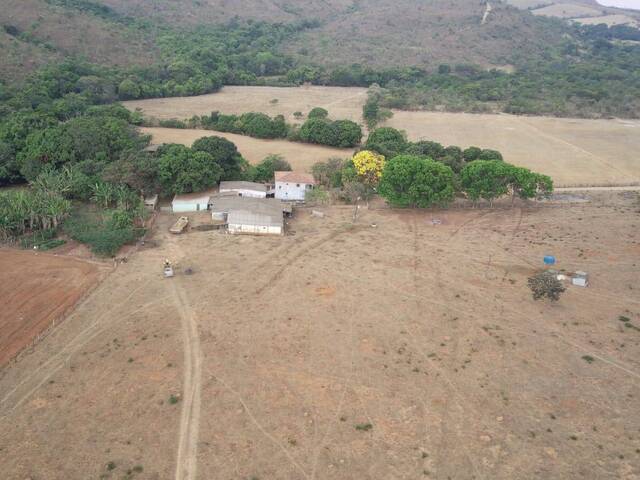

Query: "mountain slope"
<box><xmin>0</xmin><ymin>0</ymin><xmax>575</xmax><ymax>81</ymax></box>
<box><xmin>0</xmin><ymin>0</ymin><xmax>158</xmax><ymax>81</ymax></box>
<box><xmin>285</xmin><ymin>0</ymin><xmax>567</xmax><ymax>69</ymax></box>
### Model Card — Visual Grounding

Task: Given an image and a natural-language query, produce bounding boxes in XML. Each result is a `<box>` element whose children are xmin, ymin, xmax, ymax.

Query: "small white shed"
<box><xmin>274</xmin><ymin>171</ymin><xmax>316</xmax><ymax>201</ymax></box>
<box><xmin>171</xmin><ymin>190</ymin><xmax>215</xmax><ymax>213</ymax></box>
<box><xmin>219</xmin><ymin>181</ymin><xmax>268</xmax><ymax>198</ymax></box>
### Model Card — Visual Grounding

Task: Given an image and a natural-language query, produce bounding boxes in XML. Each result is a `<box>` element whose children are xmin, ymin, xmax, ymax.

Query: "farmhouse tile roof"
<box><xmin>274</xmin><ymin>171</ymin><xmax>316</xmax><ymax>185</ymax></box>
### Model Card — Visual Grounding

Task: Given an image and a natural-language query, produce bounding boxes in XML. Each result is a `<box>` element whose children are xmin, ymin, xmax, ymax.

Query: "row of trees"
<box><xmin>312</xmin><ymin>152</ymin><xmax>552</xmax><ymax>209</ymax></box>
<box><xmin>364</xmin><ymin>127</ymin><xmax>503</xmax><ymax>174</ymax></box>
<box><xmin>192</xmin><ymin>111</ymin><xmax>288</xmax><ymax>139</ymax></box>
<box><xmin>169</xmin><ymin>108</ymin><xmax>363</xmax><ymax>149</ymax></box>
<box><xmin>310</xmin><ymin>124</ymin><xmax>552</xmax><ymax>208</ymax></box>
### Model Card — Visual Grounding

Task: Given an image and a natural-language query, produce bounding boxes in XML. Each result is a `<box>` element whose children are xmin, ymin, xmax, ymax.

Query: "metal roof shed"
<box><xmin>171</xmin><ymin>189</ymin><xmax>216</xmax><ymax>213</ymax></box>
<box><xmin>227</xmin><ymin>210</ymin><xmax>283</xmax><ymax>236</ymax></box>
<box><xmin>219</xmin><ymin>181</ymin><xmax>268</xmax><ymax>198</ymax></box>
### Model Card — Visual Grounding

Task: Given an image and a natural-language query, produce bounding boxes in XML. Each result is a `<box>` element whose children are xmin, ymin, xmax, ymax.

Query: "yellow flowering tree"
<box><xmin>352</xmin><ymin>150</ymin><xmax>385</xmax><ymax>186</ymax></box>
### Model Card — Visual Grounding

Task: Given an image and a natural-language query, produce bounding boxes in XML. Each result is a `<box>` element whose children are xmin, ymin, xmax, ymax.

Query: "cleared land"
<box><xmin>131</xmin><ymin>87</ymin><xmax>640</xmax><ymax>185</ymax></box>
<box><xmin>574</xmin><ymin>12</ymin><xmax>639</xmax><ymax>24</ymax></box>
<box><xmin>0</xmin><ymin>249</ymin><xmax>107</xmax><ymax>366</ymax></box>
<box><xmin>532</xmin><ymin>2</ymin><xmax>603</xmax><ymax>17</ymax></box>
<box><xmin>142</xmin><ymin>127</ymin><xmax>355</xmax><ymax>171</ymax></box>
<box><xmin>1</xmin><ymin>192</ymin><xmax>639</xmax><ymax>479</ymax></box>
<box><xmin>125</xmin><ymin>86</ymin><xmax>368</xmax><ymax>124</ymax></box>
<box><xmin>386</xmin><ymin>111</ymin><xmax>640</xmax><ymax>186</ymax></box>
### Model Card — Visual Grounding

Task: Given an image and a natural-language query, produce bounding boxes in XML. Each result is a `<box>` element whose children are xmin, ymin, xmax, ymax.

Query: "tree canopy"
<box><xmin>192</xmin><ymin>135</ymin><xmax>246</xmax><ymax>180</ymax></box>
<box><xmin>364</xmin><ymin>127</ymin><xmax>408</xmax><ymax>159</ymax></box>
<box><xmin>157</xmin><ymin>144</ymin><xmax>222</xmax><ymax>195</ymax></box>
<box><xmin>379</xmin><ymin>155</ymin><xmax>455</xmax><ymax>208</ymax></box>
<box><xmin>253</xmin><ymin>154</ymin><xmax>292</xmax><ymax>183</ymax></box>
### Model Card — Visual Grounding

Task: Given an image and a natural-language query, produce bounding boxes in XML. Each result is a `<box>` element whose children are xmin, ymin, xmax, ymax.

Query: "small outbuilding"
<box><xmin>209</xmin><ymin>196</ymin><xmax>288</xmax><ymax>236</ymax></box>
<box><xmin>274</xmin><ymin>171</ymin><xmax>316</xmax><ymax>201</ymax></box>
<box><xmin>144</xmin><ymin>194</ymin><xmax>159</xmax><ymax>211</ymax></box>
<box><xmin>171</xmin><ymin>189</ymin><xmax>215</xmax><ymax>213</ymax></box>
<box><xmin>219</xmin><ymin>181</ymin><xmax>268</xmax><ymax>198</ymax></box>
<box><xmin>227</xmin><ymin>210</ymin><xmax>283</xmax><ymax>236</ymax></box>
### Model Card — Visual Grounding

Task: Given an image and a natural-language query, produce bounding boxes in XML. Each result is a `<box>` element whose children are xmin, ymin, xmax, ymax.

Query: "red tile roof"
<box><xmin>274</xmin><ymin>171</ymin><xmax>316</xmax><ymax>185</ymax></box>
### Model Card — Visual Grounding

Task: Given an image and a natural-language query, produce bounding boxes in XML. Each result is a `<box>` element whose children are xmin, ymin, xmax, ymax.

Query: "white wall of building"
<box><xmin>275</xmin><ymin>181</ymin><xmax>313</xmax><ymax>201</ymax></box>
<box><xmin>172</xmin><ymin>201</ymin><xmax>209</xmax><ymax>213</ymax></box>
<box><xmin>228</xmin><ymin>223</ymin><xmax>282</xmax><ymax>236</ymax></box>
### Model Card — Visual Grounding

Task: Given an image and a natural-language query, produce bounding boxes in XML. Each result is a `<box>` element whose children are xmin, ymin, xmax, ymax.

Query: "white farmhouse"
<box><xmin>171</xmin><ymin>189</ymin><xmax>215</xmax><ymax>213</ymax></box>
<box><xmin>219</xmin><ymin>181</ymin><xmax>267</xmax><ymax>198</ymax></box>
<box><xmin>274</xmin><ymin>171</ymin><xmax>316</xmax><ymax>201</ymax></box>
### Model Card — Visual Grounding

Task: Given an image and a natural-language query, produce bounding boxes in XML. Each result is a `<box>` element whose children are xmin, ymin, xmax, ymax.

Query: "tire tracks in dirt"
<box><xmin>0</xmin><ymin>284</ymin><xmax>152</xmax><ymax>418</ymax></box>
<box><xmin>169</xmin><ymin>274</ymin><xmax>203</xmax><ymax>480</ymax></box>
<box><xmin>254</xmin><ymin>225</ymin><xmax>356</xmax><ymax>296</ymax></box>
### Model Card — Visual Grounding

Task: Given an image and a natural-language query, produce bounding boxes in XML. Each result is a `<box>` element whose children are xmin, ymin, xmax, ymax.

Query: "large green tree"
<box><xmin>460</xmin><ymin>160</ymin><xmax>510</xmax><ymax>205</ymax></box>
<box><xmin>379</xmin><ymin>155</ymin><xmax>455</xmax><ymax>208</ymax></box>
<box><xmin>157</xmin><ymin>144</ymin><xmax>222</xmax><ymax>195</ymax></box>
<box><xmin>192</xmin><ymin>135</ymin><xmax>246</xmax><ymax>180</ymax></box>
<box><xmin>365</xmin><ymin>127</ymin><xmax>408</xmax><ymax>159</ymax></box>
<box><xmin>253</xmin><ymin>154</ymin><xmax>291</xmax><ymax>182</ymax></box>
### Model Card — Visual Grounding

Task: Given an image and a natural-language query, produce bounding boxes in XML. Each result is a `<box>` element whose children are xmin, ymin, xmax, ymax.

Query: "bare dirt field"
<box><xmin>386</xmin><ymin>112</ymin><xmax>640</xmax><ymax>186</ymax></box>
<box><xmin>1</xmin><ymin>191</ymin><xmax>639</xmax><ymax>479</ymax></box>
<box><xmin>0</xmin><ymin>249</ymin><xmax>108</xmax><ymax>366</ymax></box>
<box><xmin>125</xmin><ymin>86</ymin><xmax>368</xmax><ymax>125</ymax></box>
<box><xmin>141</xmin><ymin>127</ymin><xmax>355</xmax><ymax>171</ymax></box>
<box><xmin>131</xmin><ymin>87</ymin><xmax>640</xmax><ymax>186</ymax></box>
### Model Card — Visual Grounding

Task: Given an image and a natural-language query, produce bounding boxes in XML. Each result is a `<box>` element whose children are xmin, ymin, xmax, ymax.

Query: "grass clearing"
<box><xmin>131</xmin><ymin>87</ymin><xmax>640</xmax><ymax>185</ymax></box>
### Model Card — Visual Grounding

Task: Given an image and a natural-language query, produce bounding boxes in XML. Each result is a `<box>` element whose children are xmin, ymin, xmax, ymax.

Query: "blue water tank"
<box><xmin>544</xmin><ymin>256</ymin><xmax>556</xmax><ymax>265</ymax></box>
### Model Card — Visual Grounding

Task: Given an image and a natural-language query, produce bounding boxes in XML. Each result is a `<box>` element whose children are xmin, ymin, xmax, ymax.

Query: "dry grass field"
<box><xmin>141</xmin><ymin>127</ymin><xmax>355</xmax><ymax>170</ymax></box>
<box><xmin>131</xmin><ymin>87</ymin><xmax>640</xmax><ymax>186</ymax></box>
<box><xmin>574</xmin><ymin>13</ymin><xmax>639</xmax><ymax>25</ymax></box>
<box><xmin>532</xmin><ymin>3</ymin><xmax>603</xmax><ymax>17</ymax></box>
<box><xmin>124</xmin><ymin>86</ymin><xmax>368</xmax><ymax>124</ymax></box>
<box><xmin>0</xmin><ymin>192</ymin><xmax>639</xmax><ymax>479</ymax></box>
<box><xmin>386</xmin><ymin>112</ymin><xmax>640</xmax><ymax>187</ymax></box>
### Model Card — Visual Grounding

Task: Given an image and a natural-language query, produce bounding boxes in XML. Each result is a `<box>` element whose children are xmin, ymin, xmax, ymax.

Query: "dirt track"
<box><xmin>1</xmin><ymin>192</ymin><xmax>639</xmax><ymax>479</ymax></box>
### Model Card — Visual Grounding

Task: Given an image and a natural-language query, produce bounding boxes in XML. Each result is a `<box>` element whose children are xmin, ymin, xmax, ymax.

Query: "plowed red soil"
<box><xmin>0</xmin><ymin>249</ymin><xmax>106</xmax><ymax>365</ymax></box>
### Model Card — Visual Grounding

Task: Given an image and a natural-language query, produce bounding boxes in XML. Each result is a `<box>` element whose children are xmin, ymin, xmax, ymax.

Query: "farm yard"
<box><xmin>130</xmin><ymin>87</ymin><xmax>640</xmax><ymax>187</ymax></box>
<box><xmin>1</xmin><ymin>191</ymin><xmax>639</xmax><ymax>479</ymax></box>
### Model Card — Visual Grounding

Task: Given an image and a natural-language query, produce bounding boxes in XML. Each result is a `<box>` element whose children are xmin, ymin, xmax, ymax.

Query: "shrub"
<box><xmin>64</xmin><ymin>209</ymin><xmax>143</xmax><ymax>257</ymax></box>
<box><xmin>308</xmin><ymin>107</ymin><xmax>329</xmax><ymax>119</ymax></box>
<box><xmin>528</xmin><ymin>271</ymin><xmax>566</xmax><ymax>301</ymax></box>
<box><xmin>355</xmin><ymin>423</ymin><xmax>373</xmax><ymax>431</ymax></box>
<box><xmin>305</xmin><ymin>186</ymin><xmax>330</xmax><ymax>205</ymax></box>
